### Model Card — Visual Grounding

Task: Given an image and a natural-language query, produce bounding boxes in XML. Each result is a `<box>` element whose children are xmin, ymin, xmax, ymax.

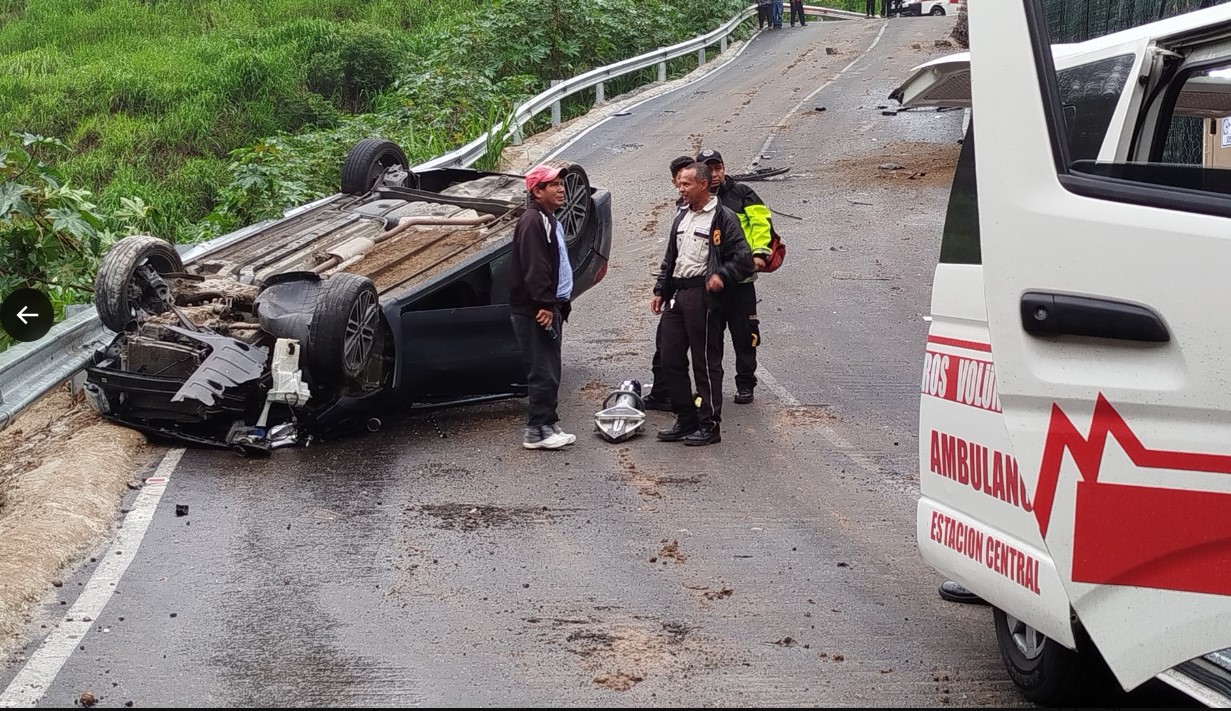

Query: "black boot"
<box><xmin>683</xmin><ymin>426</ymin><xmax>721</xmax><ymax>446</ymax></box>
<box><xmin>641</xmin><ymin>392</ymin><xmax>672</xmax><ymax>411</ymax></box>
<box><xmin>734</xmin><ymin>385</ymin><xmax>754</xmax><ymax>404</ymax></box>
<box><xmin>657</xmin><ymin>418</ymin><xmax>699</xmax><ymax>442</ymax></box>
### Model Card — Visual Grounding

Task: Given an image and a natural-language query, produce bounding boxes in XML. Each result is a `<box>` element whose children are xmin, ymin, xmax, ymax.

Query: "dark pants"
<box><xmin>756</xmin><ymin>4</ymin><xmax>769</xmax><ymax>28</ymax></box>
<box><xmin>790</xmin><ymin>0</ymin><xmax>806</xmax><ymax>25</ymax></box>
<box><xmin>722</xmin><ymin>281</ymin><xmax>760</xmax><ymax>391</ymax></box>
<box><xmin>660</xmin><ymin>286</ymin><xmax>724</xmax><ymax>430</ymax></box>
<box><xmin>648</xmin><ymin>316</ymin><xmax>671</xmax><ymax>400</ymax></box>
<box><xmin>865</xmin><ymin>0</ymin><xmax>876</xmax><ymax>16</ymax></box>
<box><xmin>511</xmin><ymin>310</ymin><xmax>562</xmax><ymax>428</ymax></box>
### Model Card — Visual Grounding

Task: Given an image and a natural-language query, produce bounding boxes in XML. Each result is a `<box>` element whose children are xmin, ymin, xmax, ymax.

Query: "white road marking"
<box><xmin>751</xmin><ymin>21</ymin><xmax>889</xmax><ymax>167</ymax></box>
<box><xmin>751</xmin><ymin>21</ymin><xmax>889</xmax><ymax>476</ymax></box>
<box><xmin>0</xmin><ymin>448</ymin><xmax>185</xmax><ymax>707</ymax></box>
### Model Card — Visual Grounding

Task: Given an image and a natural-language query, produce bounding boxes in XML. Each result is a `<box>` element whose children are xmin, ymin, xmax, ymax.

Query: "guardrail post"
<box><xmin>551</xmin><ymin>79</ymin><xmax>562</xmax><ymax>127</ymax></box>
<box><xmin>697</xmin><ymin>48</ymin><xmax>706</xmax><ymax>68</ymax></box>
<box><xmin>658</xmin><ymin>61</ymin><xmax>666</xmax><ymax>82</ymax></box>
<box><xmin>720</xmin><ymin>36</ymin><xmax>727</xmax><ymax>53</ymax></box>
<box><xmin>511</xmin><ymin>121</ymin><xmax>524</xmax><ymax>146</ymax></box>
<box><xmin>596</xmin><ymin>81</ymin><xmax>605</xmax><ymax>104</ymax></box>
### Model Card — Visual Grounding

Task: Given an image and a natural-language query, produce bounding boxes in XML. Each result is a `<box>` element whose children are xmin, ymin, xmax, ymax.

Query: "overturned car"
<box><xmin>83</xmin><ymin>139</ymin><xmax>611</xmax><ymax>455</ymax></box>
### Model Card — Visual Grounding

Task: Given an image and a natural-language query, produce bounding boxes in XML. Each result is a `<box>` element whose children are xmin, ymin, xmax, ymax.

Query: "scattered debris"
<box><xmin>658</xmin><ymin>539</ymin><xmax>687</xmax><ymax>564</ymax></box>
<box><xmin>825</xmin><ymin>47</ymin><xmax>838</xmax><ymax>55</ymax></box>
<box><xmin>593</xmin><ymin>671</ymin><xmax>643</xmax><ymax>691</ymax></box>
<box><xmin>614</xmin><ymin>111</ymin><xmax>632</xmax><ymax>116</ymax></box>
<box><xmin>833</xmin><ymin>653</ymin><xmax>846</xmax><ymax>661</ymax></box>
<box><xmin>878</xmin><ymin>162</ymin><xmax>903</xmax><ymax>171</ymax></box>
<box><xmin>911</xmin><ymin>43</ymin><xmax>922</xmax><ymax>50</ymax></box>
<box><xmin>77</xmin><ymin>691</ymin><xmax>97</xmax><ymax>707</ymax></box>
<box><xmin>935</xmin><ymin>39</ymin><xmax>954</xmax><ymax>48</ymax></box>
<box><xmin>175</xmin><ymin>504</ymin><xmax>188</xmax><ymax>517</ymax></box>
<box><xmin>881</xmin><ymin>110</ymin><xmax>897</xmax><ymax>116</ymax></box>
<box><xmin>814</xmin><ymin>106</ymin><xmax>827</xmax><ymax>112</ymax></box>
<box><xmin>771</xmin><ymin>636</ymin><xmax>798</xmax><ymax>647</ymax></box>
<box><xmin>702</xmin><ymin>587</ymin><xmax>734</xmax><ymax>601</ymax></box>
<box><xmin>51</xmin><ymin>579</ymin><xmax>63</xmax><ymax>588</ymax></box>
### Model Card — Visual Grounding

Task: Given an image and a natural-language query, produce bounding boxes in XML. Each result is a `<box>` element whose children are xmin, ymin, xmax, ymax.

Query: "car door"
<box><xmin>969</xmin><ymin>0</ymin><xmax>1231</xmax><ymax>690</ymax></box>
<box><xmin>898</xmin><ymin>31</ymin><xmax>1154</xmax><ymax>648</ymax></box>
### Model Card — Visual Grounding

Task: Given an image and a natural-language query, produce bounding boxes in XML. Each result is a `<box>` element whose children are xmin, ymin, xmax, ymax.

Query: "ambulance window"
<box><xmin>1057</xmin><ymin>54</ymin><xmax>1135</xmax><ymax>161</ymax></box>
<box><xmin>1028</xmin><ymin>0</ymin><xmax>1231</xmax><ymax>216</ymax></box>
<box><xmin>939</xmin><ymin>125</ymin><xmax>980</xmax><ymax>265</ymax></box>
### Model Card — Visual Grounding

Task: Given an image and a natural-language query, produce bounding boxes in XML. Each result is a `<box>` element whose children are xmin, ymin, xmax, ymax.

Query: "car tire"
<box><xmin>930</xmin><ymin>6</ymin><xmax>945</xmax><ymax>14</ymax></box>
<box><xmin>543</xmin><ymin>159</ymin><xmax>593</xmax><ymax>246</ymax></box>
<box><xmin>94</xmin><ymin>235</ymin><xmax>184</xmax><ymax>331</ymax></box>
<box><xmin>307</xmin><ymin>273</ymin><xmax>380</xmax><ymax>383</ymax></box>
<box><xmin>341</xmin><ymin>138</ymin><xmax>409</xmax><ymax>196</ymax></box>
<box><xmin>993</xmin><ymin>607</ymin><xmax>1098</xmax><ymax>705</ymax></box>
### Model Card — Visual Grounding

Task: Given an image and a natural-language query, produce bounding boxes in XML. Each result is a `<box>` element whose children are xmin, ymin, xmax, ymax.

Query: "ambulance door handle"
<box><xmin>1020</xmin><ymin>292</ymin><xmax>1169</xmax><ymax>342</ymax></box>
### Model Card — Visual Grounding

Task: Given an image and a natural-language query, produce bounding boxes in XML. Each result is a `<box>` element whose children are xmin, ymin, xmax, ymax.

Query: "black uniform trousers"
<box><xmin>511</xmin><ymin>310</ymin><xmax>562</xmax><ymax>429</ymax></box>
<box><xmin>659</xmin><ymin>284</ymin><xmax>725</xmax><ymax>430</ymax></box>
<box><xmin>865</xmin><ymin>0</ymin><xmax>876</xmax><ymax>16</ymax></box>
<box><xmin>790</xmin><ymin>0</ymin><xmax>806</xmax><ymax>26</ymax></box>
<box><xmin>722</xmin><ymin>280</ymin><xmax>760</xmax><ymax>392</ymax></box>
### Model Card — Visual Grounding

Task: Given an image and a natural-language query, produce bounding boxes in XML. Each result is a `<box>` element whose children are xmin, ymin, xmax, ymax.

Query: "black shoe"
<box><xmin>734</xmin><ymin>386</ymin><xmax>754</xmax><ymax>404</ymax></box>
<box><xmin>641</xmin><ymin>394</ymin><xmax>672</xmax><ymax>412</ymax></box>
<box><xmin>938</xmin><ymin>580</ymin><xmax>989</xmax><ymax>605</ymax></box>
<box><xmin>657</xmin><ymin>419</ymin><xmax>699</xmax><ymax>442</ymax></box>
<box><xmin>683</xmin><ymin>427</ymin><xmax>721</xmax><ymax>446</ymax></box>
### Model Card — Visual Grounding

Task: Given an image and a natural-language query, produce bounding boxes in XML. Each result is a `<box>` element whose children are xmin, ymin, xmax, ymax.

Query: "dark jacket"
<box><xmin>509</xmin><ymin>199</ymin><xmax>571</xmax><ymax>319</ymax></box>
<box><xmin>654</xmin><ymin>199</ymin><xmax>754</xmax><ymax>303</ymax></box>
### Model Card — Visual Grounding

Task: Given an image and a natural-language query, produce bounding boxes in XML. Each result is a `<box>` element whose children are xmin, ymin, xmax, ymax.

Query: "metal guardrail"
<box><xmin>0</xmin><ymin>2</ymin><xmax>865</xmax><ymax>431</ymax></box>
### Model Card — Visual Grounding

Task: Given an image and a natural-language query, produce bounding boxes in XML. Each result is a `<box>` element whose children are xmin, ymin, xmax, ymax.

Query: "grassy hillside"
<box><xmin>0</xmin><ymin>0</ymin><xmax>747</xmax><ymax>339</ymax></box>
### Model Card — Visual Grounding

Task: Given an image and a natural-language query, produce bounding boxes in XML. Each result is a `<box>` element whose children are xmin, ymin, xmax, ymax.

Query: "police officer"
<box><xmin>696</xmin><ymin>149</ymin><xmax>773</xmax><ymax>405</ymax></box>
<box><xmin>652</xmin><ymin>162</ymin><xmax>753</xmax><ymax>446</ymax></box>
<box><xmin>644</xmin><ymin>155</ymin><xmax>697</xmax><ymax>411</ymax></box>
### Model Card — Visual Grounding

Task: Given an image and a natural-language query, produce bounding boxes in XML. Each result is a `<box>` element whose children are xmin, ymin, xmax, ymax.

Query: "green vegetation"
<box><xmin>0</xmin><ymin>0</ymin><xmax>748</xmax><ymax>336</ymax></box>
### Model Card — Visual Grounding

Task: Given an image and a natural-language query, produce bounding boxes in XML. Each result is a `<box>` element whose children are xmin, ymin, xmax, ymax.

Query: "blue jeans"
<box><xmin>771</xmin><ymin>0</ymin><xmax>783</xmax><ymax>26</ymax></box>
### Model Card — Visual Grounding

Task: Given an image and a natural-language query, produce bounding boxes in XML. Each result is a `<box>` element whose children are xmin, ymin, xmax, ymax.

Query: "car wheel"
<box><xmin>993</xmin><ymin>607</ymin><xmax>1092</xmax><ymax>705</ymax></box>
<box><xmin>307</xmin><ymin>273</ymin><xmax>380</xmax><ymax>382</ymax></box>
<box><xmin>94</xmin><ymin>235</ymin><xmax>184</xmax><ymax>331</ymax></box>
<box><xmin>341</xmin><ymin>138</ymin><xmax>409</xmax><ymax>195</ymax></box>
<box><xmin>930</xmin><ymin>6</ymin><xmax>946</xmax><ymax>14</ymax></box>
<box><xmin>543</xmin><ymin>159</ymin><xmax>593</xmax><ymax>245</ymax></box>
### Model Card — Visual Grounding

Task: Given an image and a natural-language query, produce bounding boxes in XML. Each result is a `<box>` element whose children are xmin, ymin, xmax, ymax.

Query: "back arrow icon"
<box><xmin>16</xmin><ymin>306</ymin><xmax>38</xmax><ymax>324</ymax></box>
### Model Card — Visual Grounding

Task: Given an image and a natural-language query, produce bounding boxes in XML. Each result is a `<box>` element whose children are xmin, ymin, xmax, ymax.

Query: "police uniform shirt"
<box><xmin>673</xmin><ymin>196</ymin><xmax>718</xmax><ymax>279</ymax></box>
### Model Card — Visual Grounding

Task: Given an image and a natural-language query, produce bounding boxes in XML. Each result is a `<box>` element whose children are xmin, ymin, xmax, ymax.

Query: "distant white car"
<box><xmin>896</xmin><ymin>0</ymin><xmax>961</xmax><ymax>16</ymax></box>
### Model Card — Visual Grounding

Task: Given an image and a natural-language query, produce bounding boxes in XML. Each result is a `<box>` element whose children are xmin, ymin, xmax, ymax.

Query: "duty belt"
<box><xmin>674</xmin><ymin>275</ymin><xmax>706</xmax><ymax>289</ymax></box>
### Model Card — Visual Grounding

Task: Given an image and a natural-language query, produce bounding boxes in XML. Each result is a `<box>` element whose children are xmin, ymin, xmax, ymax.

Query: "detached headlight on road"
<box><xmin>594</xmin><ymin>379</ymin><xmax>647</xmax><ymax>443</ymax></box>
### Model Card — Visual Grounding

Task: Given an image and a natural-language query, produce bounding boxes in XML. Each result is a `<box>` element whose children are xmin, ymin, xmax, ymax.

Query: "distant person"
<box><xmin>865</xmin><ymin>0</ymin><xmax>876</xmax><ymax>18</ymax></box>
<box><xmin>757</xmin><ymin>0</ymin><xmax>773</xmax><ymax>30</ymax></box>
<box><xmin>643</xmin><ymin>155</ymin><xmax>697</xmax><ymax>412</ymax></box>
<box><xmin>510</xmin><ymin>164</ymin><xmax>576</xmax><ymax>450</ymax></box>
<box><xmin>790</xmin><ymin>0</ymin><xmax>807</xmax><ymax>27</ymax></box>
<box><xmin>771</xmin><ymin>0</ymin><xmax>784</xmax><ymax>28</ymax></box>
<box><xmin>651</xmin><ymin>162</ymin><xmax>753</xmax><ymax>446</ymax></box>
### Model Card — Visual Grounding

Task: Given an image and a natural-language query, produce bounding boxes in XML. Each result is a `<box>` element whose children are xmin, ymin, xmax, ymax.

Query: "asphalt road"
<box><xmin>0</xmin><ymin>15</ymin><xmax>1197</xmax><ymax>708</ymax></box>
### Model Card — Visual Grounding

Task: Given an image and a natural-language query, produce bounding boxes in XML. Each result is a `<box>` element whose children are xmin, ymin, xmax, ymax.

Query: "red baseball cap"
<box><xmin>524</xmin><ymin>164</ymin><xmax>562</xmax><ymax>192</ymax></box>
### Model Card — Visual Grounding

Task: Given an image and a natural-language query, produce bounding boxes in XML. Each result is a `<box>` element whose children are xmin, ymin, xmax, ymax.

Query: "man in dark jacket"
<box><xmin>643</xmin><ymin>154</ymin><xmax>699</xmax><ymax>411</ymax></box>
<box><xmin>509</xmin><ymin>164</ymin><xmax>576</xmax><ymax>450</ymax></box>
<box><xmin>651</xmin><ymin>162</ymin><xmax>754</xmax><ymax>446</ymax></box>
<box><xmin>697</xmin><ymin>149</ymin><xmax>773</xmax><ymax>405</ymax></box>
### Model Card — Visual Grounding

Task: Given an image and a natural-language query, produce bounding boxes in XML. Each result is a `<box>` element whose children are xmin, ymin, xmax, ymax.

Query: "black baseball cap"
<box><xmin>669</xmin><ymin>155</ymin><xmax>694</xmax><ymax>177</ymax></box>
<box><xmin>695</xmin><ymin>148</ymin><xmax>724</xmax><ymax>165</ymax></box>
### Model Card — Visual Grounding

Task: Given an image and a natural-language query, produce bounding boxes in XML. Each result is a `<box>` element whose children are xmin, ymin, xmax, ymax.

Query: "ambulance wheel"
<box><xmin>993</xmin><ymin>607</ymin><xmax>1088</xmax><ymax>705</ymax></box>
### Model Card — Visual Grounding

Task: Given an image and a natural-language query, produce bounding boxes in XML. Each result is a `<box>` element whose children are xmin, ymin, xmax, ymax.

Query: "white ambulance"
<box><xmin>893</xmin><ymin>1</ymin><xmax>1231</xmax><ymax>705</ymax></box>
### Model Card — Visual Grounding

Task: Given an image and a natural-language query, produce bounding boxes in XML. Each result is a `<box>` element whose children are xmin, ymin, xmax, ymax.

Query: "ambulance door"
<box><xmin>970</xmin><ymin>0</ymin><xmax>1231</xmax><ymax>690</ymax></box>
<box><xmin>902</xmin><ymin>36</ymin><xmax>1153</xmax><ymax>649</ymax></box>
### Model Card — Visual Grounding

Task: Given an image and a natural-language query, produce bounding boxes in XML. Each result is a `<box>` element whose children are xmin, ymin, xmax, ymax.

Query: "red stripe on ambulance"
<box><xmin>921</xmin><ymin>350</ymin><xmax>1002</xmax><ymax>413</ymax></box>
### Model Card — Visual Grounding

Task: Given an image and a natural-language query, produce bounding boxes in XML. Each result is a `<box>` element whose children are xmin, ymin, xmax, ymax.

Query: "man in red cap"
<box><xmin>509</xmin><ymin>164</ymin><xmax>576</xmax><ymax>450</ymax></box>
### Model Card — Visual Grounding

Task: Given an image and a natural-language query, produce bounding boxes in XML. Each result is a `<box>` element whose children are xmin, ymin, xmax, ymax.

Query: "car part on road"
<box><xmin>93</xmin><ymin>235</ymin><xmax>184</xmax><ymax>332</ymax></box>
<box><xmin>167</xmin><ymin>327</ymin><xmax>269</xmax><ymax>407</ymax></box>
<box><xmin>731</xmin><ymin>167</ymin><xmax>791</xmax><ymax>181</ymax></box>
<box><xmin>594</xmin><ymin>379</ymin><xmax>647</xmax><ymax>443</ymax></box>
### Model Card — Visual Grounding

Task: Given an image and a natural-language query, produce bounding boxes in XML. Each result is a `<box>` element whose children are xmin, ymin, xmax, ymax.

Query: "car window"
<box><xmin>1057</xmin><ymin>54</ymin><xmax>1136</xmax><ymax>161</ymax></box>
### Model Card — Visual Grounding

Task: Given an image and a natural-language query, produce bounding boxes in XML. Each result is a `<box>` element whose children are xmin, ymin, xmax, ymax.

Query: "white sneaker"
<box><xmin>523</xmin><ymin>426</ymin><xmax>573</xmax><ymax>450</ymax></box>
<box><xmin>550</xmin><ymin>424</ymin><xmax>577</xmax><ymax>446</ymax></box>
